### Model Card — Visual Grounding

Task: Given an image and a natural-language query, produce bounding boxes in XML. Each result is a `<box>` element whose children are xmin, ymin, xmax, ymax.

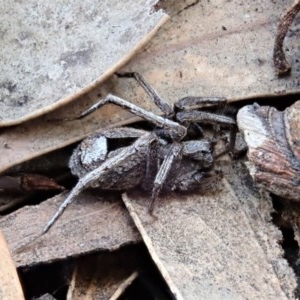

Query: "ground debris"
<box><xmin>123</xmin><ymin>161</ymin><xmax>297</xmax><ymax>299</ymax></box>
<box><xmin>0</xmin><ymin>191</ymin><xmax>141</xmax><ymax>267</ymax></box>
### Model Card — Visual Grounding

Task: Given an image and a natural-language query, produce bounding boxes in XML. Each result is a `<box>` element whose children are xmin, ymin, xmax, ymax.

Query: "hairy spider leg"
<box><xmin>175</xmin><ymin>95</ymin><xmax>230</xmax><ymax>137</ymax></box>
<box><xmin>76</xmin><ymin>94</ymin><xmax>187</xmax><ymax>141</ymax></box>
<box><xmin>43</xmin><ymin>133</ymin><xmax>158</xmax><ymax>234</ymax></box>
<box><xmin>176</xmin><ymin>110</ymin><xmax>237</xmax><ymax>156</ymax></box>
<box><xmin>141</xmin><ymin>136</ymin><xmax>159</xmax><ymax>192</ymax></box>
<box><xmin>116</xmin><ymin>72</ymin><xmax>174</xmax><ymax>117</ymax></box>
<box><xmin>175</xmin><ymin>96</ymin><xmax>227</xmax><ymax>111</ymax></box>
<box><xmin>149</xmin><ymin>142</ymin><xmax>183</xmax><ymax>213</ymax></box>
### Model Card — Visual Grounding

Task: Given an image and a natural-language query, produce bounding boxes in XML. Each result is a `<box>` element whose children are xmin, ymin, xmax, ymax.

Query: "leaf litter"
<box><xmin>2</xmin><ymin>0</ymin><xmax>300</xmax><ymax>174</ymax></box>
<box><xmin>1</xmin><ymin>0</ymin><xmax>300</xmax><ymax>298</ymax></box>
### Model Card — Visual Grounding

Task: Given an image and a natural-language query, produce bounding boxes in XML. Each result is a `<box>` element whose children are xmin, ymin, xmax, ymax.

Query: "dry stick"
<box><xmin>273</xmin><ymin>0</ymin><xmax>300</xmax><ymax>76</ymax></box>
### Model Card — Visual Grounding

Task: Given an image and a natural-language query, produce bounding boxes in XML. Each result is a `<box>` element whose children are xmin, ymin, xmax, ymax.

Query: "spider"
<box><xmin>43</xmin><ymin>72</ymin><xmax>236</xmax><ymax>234</ymax></box>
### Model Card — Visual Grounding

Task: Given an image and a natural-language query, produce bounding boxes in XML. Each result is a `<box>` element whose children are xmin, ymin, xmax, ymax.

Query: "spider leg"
<box><xmin>76</xmin><ymin>94</ymin><xmax>186</xmax><ymax>141</ymax></box>
<box><xmin>141</xmin><ymin>137</ymin><xmax>159</xmax><ymax>192</ymax></box>
<box><xmin>176</xmin><ymin>110</ymin><xmax>236</xmax><ymax>127</ymax></box>
<box><xmin>43</xmin><ymin>133</ymin><xmax>158</xmax><ymax>234</ymax></box>
<box><xmin>116</xmin><ymin>72</ymin><xmax>174</xmax><ymax>117</ymax></box>
<box><xmin>175</xmin><ymin>96</ymin><xmax>227</xmax><ymax>111</ymax></box>
<box><xmin>148</xmin><ymin>142</ymin><xmax>183</xmax><ymax>214</ymax></box>
<box><xmin>175</xmin><ymin>96</ymin><xmax>232</xmax><ymax>142</ymax></box>
<box><xmin>176</xmin><ymin>110</ymin><xmax>236</xmax><ymax>156</ymax></box>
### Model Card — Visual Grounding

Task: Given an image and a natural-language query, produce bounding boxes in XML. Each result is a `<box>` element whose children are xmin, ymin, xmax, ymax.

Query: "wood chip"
<box><xmin>0</xmin><ymin>191</ymin><xmax>141</xmax><ymax>267</ymax></box>
<box><xmin>122</xmin><ymin>162</ymin><xmax>297</xmax><ymax>299</ymax></box>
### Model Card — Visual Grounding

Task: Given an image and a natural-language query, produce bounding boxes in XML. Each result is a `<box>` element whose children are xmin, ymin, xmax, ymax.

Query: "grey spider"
<box><xmin>44</xmin><ymin>72</ymin><xmax>236</xmax><ymax>234</ymax></box>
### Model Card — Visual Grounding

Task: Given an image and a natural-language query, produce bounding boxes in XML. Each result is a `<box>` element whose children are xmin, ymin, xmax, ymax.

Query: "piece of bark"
<box><xmin>237</xmin><ymin>101</ymin><xmax>300</xmax><ymax>200</ymax></box>
<box><xmin>0</xmin><ymin>0</ymin><xmax>167</xmax><ymax>125</ymax></box>
<box><xmin>0</xmin><ymin>191</ymin><xmax>141</xmax><ymax>267</ymax></box>
<box><xmin>122</xmin><ymin>161</ymin><xmax>297</xmax><ymax>299</ymax></box>
<box><xmin>0</xmin><ymin>230</ymin><xmax>24</xmax><ymax>299</ymax></box>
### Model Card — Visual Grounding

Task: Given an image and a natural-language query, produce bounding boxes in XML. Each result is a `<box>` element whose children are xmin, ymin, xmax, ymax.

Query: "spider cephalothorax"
<box><xmin>44</xmin><ymin>72</ymin><xmax>236</xmax><ymax>233</ymax></box>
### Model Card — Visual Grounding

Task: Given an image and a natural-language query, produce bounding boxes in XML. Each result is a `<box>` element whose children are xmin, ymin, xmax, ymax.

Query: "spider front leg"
<box><xmin>175</xmin><ymin>96</ymin><xmax>227</xmax><ymax>111</ymax></box>
<box><xmin>176</xmin><ymin>103</ymin><xmax>237</xmax><ymax>156</ymax></box>
<box><xmin>116</xmin><ymin>72</ymin><xmax>174</xmax><ymax>117</ymax></box>
<box><xmin>76</xmin><ymin>94</ymin><xmax>186</xmax><ymax>141</ymax></box>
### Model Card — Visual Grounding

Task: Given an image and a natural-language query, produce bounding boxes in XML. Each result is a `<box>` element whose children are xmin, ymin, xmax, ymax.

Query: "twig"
<box><xmin>273</xmin><ymin>0</ymin><xmax>300</xmax><ymax>76</ymax></box>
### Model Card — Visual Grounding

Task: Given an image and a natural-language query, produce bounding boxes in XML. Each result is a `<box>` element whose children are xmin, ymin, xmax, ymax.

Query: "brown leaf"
<box><xmin>20</xmin><ymin>174</ymin><xmax>64</xmax><ymax>192</ymax></box>
<box><xmin>0</xmin><ymin>174</ymin><xmax>64</xmax><ymax>193</ymax></box>
<box><xmin>121</xmin><ymin>0</ymin><xmax>300</xmax><ymax>101</ymax></box>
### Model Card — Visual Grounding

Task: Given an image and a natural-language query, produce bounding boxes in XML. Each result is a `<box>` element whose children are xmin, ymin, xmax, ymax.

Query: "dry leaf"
<box><xmin>0</xmin><ymin>0</ymin><xmax>167</xmax><ymax>126</ymax></box>
<box><xmin>0</xmin><ymin>191</ymin><xmax>141</xmax><ymax>267</ymax></box>
<box><xmin>2</xmin><ymin>0</ymin><xmax>300</xmax><ymax>174</ymax></box>
<box><xmin>120</xmin><ymin>0</ymin><xmax>300</xmax><ymax>101</ymax></box>
<box><xmin>0</xmin><ymin>230</ymin><xmax>24</xmax><ymax>299</ymax></box>
<box><xmin>0</xmin><ymin>174</ymin><xmax>64</xmax><ymax>193</ymax></box>
<box><xmin>0</xmin><ymin>173</ymin><xmax>64</xmax><ymax>213</ymax></box>
<box><xmin>122</xmin><ymin>162</ymin><xmax>296</xmax><ymax>299</ymax></box>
